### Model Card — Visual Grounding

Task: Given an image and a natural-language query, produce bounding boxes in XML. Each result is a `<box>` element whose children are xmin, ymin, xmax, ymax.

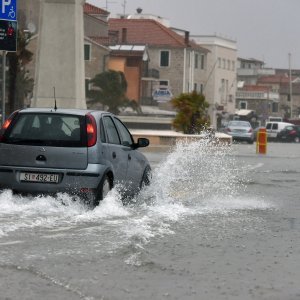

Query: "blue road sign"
<box><xmin>0</xmin><ymin>0</ymin><xmax>17</xmax><ymax>21</ymax></box>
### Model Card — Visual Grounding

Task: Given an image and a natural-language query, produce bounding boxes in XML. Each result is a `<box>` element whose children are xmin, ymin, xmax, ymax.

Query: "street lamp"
<box><xmin>289</xmin><ymin>53</ymin><xmax>293</xmax><ymax>119</ymax></box>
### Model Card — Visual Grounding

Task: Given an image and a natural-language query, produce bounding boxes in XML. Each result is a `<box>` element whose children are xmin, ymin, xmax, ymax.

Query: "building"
<box><xmin>237</xmin><ymin>57</ymin><xmax>300</xmax><ymax>121</ymax></box>
<box><xmin>191</xmin><ymin>35</ymin><xmax>237</xmax><ymax>127</ymax></box>
<box><xmin>108</xmin><ymin>16</ymin><xmax>209</xmax><ymax>113</ymax></box>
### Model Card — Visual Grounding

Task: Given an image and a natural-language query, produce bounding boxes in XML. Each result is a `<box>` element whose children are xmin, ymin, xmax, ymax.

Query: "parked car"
<box><xmin>277</xmin><ymin>125</ymin><xmax>300</xmax><ymax>143</ymax></box>
<box><xmin>0</xmin><ymin>108</ymin><xmax>151</xmax><ymax>207</ymax></box>
<box><xmin>265</xmin><ymin>121</ymin><xmax>293</xmax><ymax>139</ymax></box>
<box><xmin>224</xmin><ymin>120</ymin><xmax>254</xmax><ymax>144</ymax></box>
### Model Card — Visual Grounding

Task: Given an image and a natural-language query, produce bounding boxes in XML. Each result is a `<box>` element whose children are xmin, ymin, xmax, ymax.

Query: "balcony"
<box><xmin>236</xmin><ymin>90</ymin><xmax>279</xmax><ymax>101</ymax></box>
<box><xmin>237</xmin><ymin>68</ymin><xmax>275</xmax><ymax>77</ymax></box>
<box><xmin>142</xmin><ymin>68</ymin><xmax>160</xmax><ymax>80</ymax></box>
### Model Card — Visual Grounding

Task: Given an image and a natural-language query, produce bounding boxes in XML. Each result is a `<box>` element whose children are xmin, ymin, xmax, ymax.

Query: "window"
<box><xmin>218</xmin><ymin>58</ymin><xmax>221</xmax><ymax>68</ymax></box>
<box><xmin>100</xmin><ymin>119</ymin><xmax>106</xmax><ymax>143</ymax></box>
<box><xmin>232</xmin><ymin>61</ymin><xmax>235</xmax><ymax>71</ymax></box>
<box><xmin>114</xmin><ymin>117</ymin><xmax>133</xmax><ymax>147</ymax></box>
<box><xmin>159</xmin><ymin>80</ymin><xmax>169</xmax><ymax>86</ymax></box>
<box><xmin>239</xmin><ymin>101</ymin><xmax>247</xmax><ymax>109</ymax></box>
<box><xmin>195</xmin><ymin>53</ymin><xmax>199</xmax><ymax>69</ymax></box>
<box><xmin>194</xmin><ymin>83</ymin><xmax>197</xmax><ymax>91</ymax></box>
<box><xmin>272</xmin><ymin>102</ymin><xmax>279</xmax><ymax>113</ymax></box>
<box><xmin>160</xmin><ymin>50</ymin><xmax>170</xmax><ymax>67</ymax></box>
<box><xmin>200</xmin><ymin>83</ymin><xmax>204</xmax><ymax>94</ymax></box>
<box><xmin>4</xmin><ymin>113</ymin><xmax>85</xmax><ymax>147</ymax></box>
<box><xmin>200</xmin><ymin>54</ymin><xmax>205</xmax><ymax>69</ymax></box>
<box><xmin>84</xmin><ymin>44</ymin><xmax>91</xmax><ymax>61</ymax></box>
<box><xmin>223</xmin><ymin>59</ymin><xmax>226</xmax><ymax>69</ymax></box>
<box><xmin>103</xmin><ymin>116</ymin><xmax>120</xmax><ymax>145</ymax></box>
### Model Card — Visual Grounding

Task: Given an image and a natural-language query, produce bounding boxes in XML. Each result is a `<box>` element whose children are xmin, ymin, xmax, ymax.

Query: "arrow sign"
<box><xmin>0</xmin><ymin>0</ymin><xmax>17</xmax><ymax>21</ymax></box>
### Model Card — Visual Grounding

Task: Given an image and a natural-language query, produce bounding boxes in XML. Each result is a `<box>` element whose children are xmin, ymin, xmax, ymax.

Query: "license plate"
<box><xmin>20</xmin><ymin>172</ymin><xmax>59</xmax><ymax>183</ymax></box>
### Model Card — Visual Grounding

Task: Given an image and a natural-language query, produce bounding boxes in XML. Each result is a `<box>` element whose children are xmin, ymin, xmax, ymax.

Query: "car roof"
<box><xmin>18</xmin><ymin>108</ymin><xmax>110</xmax><ymax>117</ymax></box>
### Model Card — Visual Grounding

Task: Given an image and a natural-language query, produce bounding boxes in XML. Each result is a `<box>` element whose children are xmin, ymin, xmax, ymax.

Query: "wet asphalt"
<box><xmin>0</xmin><ymin>141</ymin><xmax>299</xmax><ymax>300</ymax></box>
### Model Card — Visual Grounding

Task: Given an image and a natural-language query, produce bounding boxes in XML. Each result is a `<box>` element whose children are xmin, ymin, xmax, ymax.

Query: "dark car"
<box><xmin>0</xmin><ymin>108</ymin><xmax>151</xmax><ymax>207</ymax></box>
<box><xmin>277</xmin><ymin>125</ymin><xmax>300</xmax><ymax>143</ymax></box>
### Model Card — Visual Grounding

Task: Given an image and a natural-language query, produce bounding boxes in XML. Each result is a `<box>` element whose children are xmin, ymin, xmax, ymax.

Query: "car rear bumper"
<box><xmin>0</xmin><ymin>164</ymin><xmax>107</xmax><ymax>195</ymax></box>
<box><xmin>228</xmin><ymin>133</ymin><xmax>254</xmax><ymax>141</ymax></box>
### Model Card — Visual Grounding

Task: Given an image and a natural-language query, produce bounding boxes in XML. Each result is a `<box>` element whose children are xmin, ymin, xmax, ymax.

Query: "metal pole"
<box><xmin>289</xmin><ymin>53</ymin><xmax>293</xmax><ymax>119</ymax></box>
<box><xmin>1</xmin><ymin>51</ymin><xmax>6</xmax><ymax>125</ymax></box>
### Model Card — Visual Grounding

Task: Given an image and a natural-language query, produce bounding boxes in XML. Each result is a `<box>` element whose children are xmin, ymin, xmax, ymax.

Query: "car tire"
<box><xmin>88</xmin><ymin>175</ymin><xmax>112</xmax><ymax>208</ymax></box>
<box><xmin>98</xmin><ymin>175</ymin><xmax>111</xmax><ymax>201</ymax></box>
<box><xmin>247</xmin><ymin>139</ymin><xmax>254</xmax><ymax>144</ymax></box>
<box><xmin>294</xmin><ymin>136</ymin><xmax>300</xmax><ymax>143</ymax></box>
<box><xmin>140</xmin><ymin>166</ymin><xmax>151</xmax><ymax>190</ymax></box>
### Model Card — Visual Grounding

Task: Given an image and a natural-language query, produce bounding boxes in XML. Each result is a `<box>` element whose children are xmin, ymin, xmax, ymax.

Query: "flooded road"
<box><xmin>0</xmin><ymin>140</ymin><xmax>299</xmax><ymax>300</ymax></box>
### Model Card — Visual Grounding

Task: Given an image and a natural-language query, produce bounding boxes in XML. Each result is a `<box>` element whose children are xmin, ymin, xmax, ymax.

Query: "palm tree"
<box><xmin>171</xmin><ymin>91</ymin><xmax>210</xmax><ymax>134</ymax></box>
<box><xmin>88</xmin><ymin>70</ymin><xmax>128</xmax><ymax>115</ymax></box>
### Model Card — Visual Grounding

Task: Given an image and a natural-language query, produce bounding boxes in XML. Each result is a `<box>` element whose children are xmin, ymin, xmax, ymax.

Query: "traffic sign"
<box><xmin>0</xmin><ymin>0</ymin><xmax>17</xmax><ymax>21</ymax></box>
<box><xmin>0</xmin><ymin>20</ymin><xmax>17</xmax><ymax>51</ymax></box>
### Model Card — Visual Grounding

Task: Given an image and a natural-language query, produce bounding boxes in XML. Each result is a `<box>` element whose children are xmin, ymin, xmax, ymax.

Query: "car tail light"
<box><xmin>248</xmin><ymin>128</ymin><xmax>253</xmax><ymax>133</ymax></box>
<box><xmin>0</xmin><ymin>110</ymin><xmax>19</xmax><ymax>142</ymax></box>
<box><xmin>226</xmin><ymin>128</ymin><xmax>231</xmax><ymax>132</ymax></box>
<box><xmin>289</xmin><ymin>130</ymin><xmax>296</xmax><ymax>135</ymax></box>
<box><xmin>86</xmin><ymin>113</ymin><xmax>97</xmax><ymax>147</ymax></box>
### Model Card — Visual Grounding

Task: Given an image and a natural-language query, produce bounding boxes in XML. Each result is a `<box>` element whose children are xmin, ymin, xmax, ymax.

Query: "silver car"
<box><xmin>225</xmin><ymin>120</ymin><xmax>254</xmax><ymax>144</ymax></box>
<box><xmin>0</xmin><ymin>108</ymin><xmax>151</xmax><ymax>206</ymax></box>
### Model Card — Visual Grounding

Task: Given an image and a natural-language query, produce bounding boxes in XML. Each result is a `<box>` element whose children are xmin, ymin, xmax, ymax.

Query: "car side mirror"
<box><xmin>133</xmin><ymin>137</ymin><xmax>149</xmax><ymax>149</ymax></box>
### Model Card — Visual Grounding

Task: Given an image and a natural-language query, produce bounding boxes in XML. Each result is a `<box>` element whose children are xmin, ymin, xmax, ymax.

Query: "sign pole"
<box><xmin>1</xmin><ymin>50</ymin><xmax>5</xmax><ymax>125</ymax></box>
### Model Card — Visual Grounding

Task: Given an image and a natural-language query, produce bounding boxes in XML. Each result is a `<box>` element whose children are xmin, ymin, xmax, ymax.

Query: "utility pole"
<box><xmin>1</xmin><ymin>51</ymin><xmax>6</xmax><ymax>125</ymax></box>
<box><xmin>288</xmin><ymin>53</ymin><xmax>293</xmax><ymax>119</ymax></box>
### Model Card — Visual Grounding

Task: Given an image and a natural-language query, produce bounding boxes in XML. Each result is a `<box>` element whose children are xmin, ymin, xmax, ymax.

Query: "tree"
<box><xmin>171</xmin><ymin>91</ymin><xmax>210</xmax><ymax>134</ymax></box>
<box><xmin>88</xmin><ymin>70</ymin><xmax>129</xmax><ymax>115</ymax></box>
<box><xmin>7</xmin><ymin>30</ymin><xmax>34</xmax><ymax>114</ymax></box>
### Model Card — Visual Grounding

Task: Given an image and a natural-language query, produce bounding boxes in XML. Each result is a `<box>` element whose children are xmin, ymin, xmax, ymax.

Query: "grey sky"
<box><xmin>87</xmin><ymin>0</ymin><xmax>300</xmax><ymax>69</ymax></box>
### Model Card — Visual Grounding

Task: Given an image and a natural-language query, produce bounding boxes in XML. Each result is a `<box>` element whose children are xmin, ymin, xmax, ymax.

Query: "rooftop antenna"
<box><xmin>122</xmin><ymin>0</ymin><xmax>127</xmax><ymax>16</ymax></box>
<box><xmin>53</xmin><ymin>87</ymin><xmax>57</xmax><ymax>111</ymax></box>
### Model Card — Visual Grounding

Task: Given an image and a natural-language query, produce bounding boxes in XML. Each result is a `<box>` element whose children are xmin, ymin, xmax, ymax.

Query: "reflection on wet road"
<box><xmin>0</xmin><ymin>141</ymin><xmax>299</xmax><ymax>300</ymax></box>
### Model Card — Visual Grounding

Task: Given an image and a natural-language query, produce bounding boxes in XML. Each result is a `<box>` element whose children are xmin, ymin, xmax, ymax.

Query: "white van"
<box><xmin>265</xmin><ymin>121</ymin><xmax>293</xmax><ymax>138</ymax></box>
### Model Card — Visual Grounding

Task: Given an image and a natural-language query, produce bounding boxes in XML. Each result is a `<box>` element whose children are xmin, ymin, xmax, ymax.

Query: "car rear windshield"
<box><xmin>2</xmin><ymin>113</ymin><xmax>86</xmax><ymax>147</ymax></box>
<box><xmin>229</xmin><ymin>121</ymin><xmax>250</xmax><ymax>127</ymax></box>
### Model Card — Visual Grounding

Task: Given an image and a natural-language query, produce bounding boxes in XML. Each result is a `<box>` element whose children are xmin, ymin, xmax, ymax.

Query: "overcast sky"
<box><xmin>87</xmin><ymin>0</ymin><xmax>300</xmax><ymax>69</ymax></box>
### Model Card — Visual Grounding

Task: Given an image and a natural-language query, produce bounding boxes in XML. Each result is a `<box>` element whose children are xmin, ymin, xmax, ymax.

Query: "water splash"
<box><xmin>0</xmin><ymin>139</ymin><xmax>271</xmax><ymax>258</ymax></box>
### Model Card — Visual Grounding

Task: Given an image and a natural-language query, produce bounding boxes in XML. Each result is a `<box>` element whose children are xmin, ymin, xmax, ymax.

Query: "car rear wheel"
<box><xmin>100</xmin><ymin>175</ymin><xmax>111</xmax><ymax>200</ymax></box>
<box><xmin>140</xmin><ymin>166</ymin><xmax>152</xmax><ymax>190</ymax></box>
<box><xmin>88</xmin><ymin>175</ymin><xmax>112</xmax><ymax>208</ymax></box>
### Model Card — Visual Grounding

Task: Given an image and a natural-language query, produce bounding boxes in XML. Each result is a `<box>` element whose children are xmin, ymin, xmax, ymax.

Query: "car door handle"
<box><xmin>112</xmin><ymin>152</ymin><xmax>116</xmax><ymax>159</ymax></box>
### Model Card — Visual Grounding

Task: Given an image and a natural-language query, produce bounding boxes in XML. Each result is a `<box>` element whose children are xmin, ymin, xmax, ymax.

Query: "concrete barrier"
<box><xmin>131</xmin><ymin>130</ymin><xmax>232</xmax><ymax>146</ymax></box>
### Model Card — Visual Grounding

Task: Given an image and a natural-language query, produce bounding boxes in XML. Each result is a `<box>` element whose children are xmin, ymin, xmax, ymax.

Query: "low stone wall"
<box><xmin>131</xmin><ymin>130</ymin><xmax>232</xmax><ymax>146</ymax></box>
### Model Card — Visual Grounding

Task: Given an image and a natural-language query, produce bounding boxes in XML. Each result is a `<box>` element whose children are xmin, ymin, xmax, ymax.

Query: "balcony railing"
<box><xmin>236</xmin><ymin>90</ymin><xmax>279</xmax><ymax>101</ymax></box>
<box><xmin>142</xmin><ymin>68</ymin><xmax>160</xmax><ymax>79</ymax></box>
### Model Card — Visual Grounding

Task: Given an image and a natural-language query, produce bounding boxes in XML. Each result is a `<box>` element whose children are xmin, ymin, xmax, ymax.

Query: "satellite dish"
<box><xmin>27</xmin><ymin>22</ymin><xmax>36</xmax><ymax>34</ymax></box>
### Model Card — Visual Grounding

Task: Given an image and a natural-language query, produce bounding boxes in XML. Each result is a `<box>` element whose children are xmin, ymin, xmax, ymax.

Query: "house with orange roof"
<box><xmin>108</xmin><ymin>16</ymin><xmax>209</xmax><ymax>111</ymax></box>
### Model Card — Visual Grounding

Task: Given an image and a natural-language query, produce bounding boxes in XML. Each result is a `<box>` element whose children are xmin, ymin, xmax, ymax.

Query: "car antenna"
<box><xmin>53</xmin><ymin>87</ymin><xmax>57</xmax><ymax>111</ymax></box>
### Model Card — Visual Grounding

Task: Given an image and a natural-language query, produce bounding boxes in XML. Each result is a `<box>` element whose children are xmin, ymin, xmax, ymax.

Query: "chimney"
<box><xmin>121</xmin><ymin>28</ymin><xmax>127</xmax><ymax>44</ymax></box>
<box><xmin>185</xmin><ymin>31</ymin><xmax>190</xmax><ymax>46</ymax></box>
